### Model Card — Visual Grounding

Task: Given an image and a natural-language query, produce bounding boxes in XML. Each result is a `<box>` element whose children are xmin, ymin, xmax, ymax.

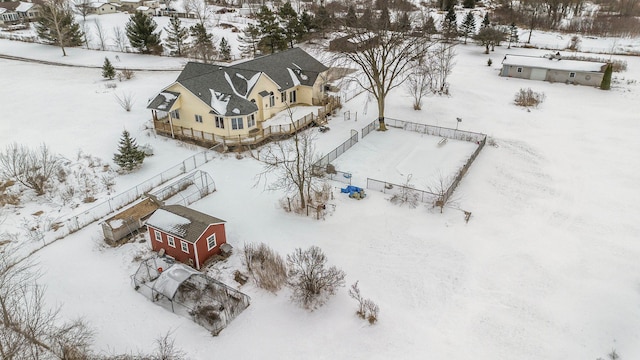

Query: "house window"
<box><xmin>195</xmin><ymin>114</ymin><xmax>203</xmax><ymax>123</ymax></box>
<box><xmin>569</xmin><ymin>72</ymin><xmax>576</xmax><ymax>78</ymax></box>
<box><xmin>517</xmin><ymin>67</ymin><xmax>523</xmax><ymax>73</ymax></box>
<box><xmin>154</xmin><ymin>230</ymin><xmax>162</xmax><ymax>242</ymax></box>
<box><xmin>170</xmin><ymin>110</ymin><xmax>180</xmax><ymax>119</ymax></box>
<box><xmin>181</xmin><ymin>240</ymin><xmax>189</xmax><ymax>253</ymax></box>
<box><xmin>215</xmin><ymin>116</ymin><xmax>224</xmax><ymax>129</ymax></box>
<box><xmin>289</xmin><ymin>90</ymin><xmax>297</xmax><ymax>103</ymax></box>
<box><xmin>247</xmin><ymin>114</ymin><xmax>256</xmax><ymax>128</ymax></box>
<box><xmin>167</xmin><ymin>236</ymin><xmax>175</xmax><ymax>247</ymax></box>
<box><xmin>207</xmin><ymin>234</ymin><xmax>217</xmax><ymax>251</ymax></box>
<box><xmin>232</xmin><ymin>117</ymin><xmax>244</xmax><ymax>130</ymax></box>
<box><xmin>280</xmin><ymin>91</ymin><xmax>286</xmax><ymax>103</ymax></box>
<box><xmin>269</xmin><ymin>92</ymin><xmax>275</xmax><ymax>107</ymax></box>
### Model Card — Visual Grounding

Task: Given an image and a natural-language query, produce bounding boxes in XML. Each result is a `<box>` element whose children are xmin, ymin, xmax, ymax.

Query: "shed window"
<box><xmin>569</xmin><ymin>72</ymin><xmax>576</xmax><ymax>78</ymax></box>
<box><xmin>517</xmin><ymin>67</ymin><xmax>523</xmax><ymax>73</ymax></box>
<box><xmin>167</xmin><ymin>236</ymin><xmax>175</xmax><ymax>248</ymax></box>
<box><xmin>181</xmin><ymin>240</ymin><xmax>189</xmax><ymax>253</ymax></box>
<box><xmin>154</xmin><ymin>230</ymin><xmax>162</xmax><ymax>242</ymax></box>
<box><xmin>207</xmin><ymin>234</ymin><xmax>217</xmax><ymax>251</ymax></box>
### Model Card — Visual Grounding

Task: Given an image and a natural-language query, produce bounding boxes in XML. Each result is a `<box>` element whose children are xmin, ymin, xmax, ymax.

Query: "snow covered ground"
<box><xmin>1</xmin><ymin>29</ymin><xmax>640</xmax><ymax>360</ymax></box>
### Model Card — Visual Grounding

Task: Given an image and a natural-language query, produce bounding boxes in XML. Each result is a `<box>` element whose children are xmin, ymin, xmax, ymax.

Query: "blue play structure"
<box><xmin>341</xmin><ymin>185</ymin><xmax>366</xmax><ymax>200</ymax></box>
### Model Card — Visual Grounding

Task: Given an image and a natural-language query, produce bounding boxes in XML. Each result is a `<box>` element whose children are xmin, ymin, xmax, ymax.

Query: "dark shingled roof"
<box><xmin>147</xmin><ymin>90</ymin><xmax>180</xmax><ymax>111</ymax></box>
<box><xmin>146</xmin><ymin>205</ymin><xmax>225</xmax><ymax>244</ymax></box>
<box><xmin>168</xmin><ymin>47</ymin><xmax>328</xmax><ymax>117</ymax></box>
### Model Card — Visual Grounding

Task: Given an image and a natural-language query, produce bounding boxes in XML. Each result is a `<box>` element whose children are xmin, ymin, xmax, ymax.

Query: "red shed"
<box><xmin>146</xmin><ymin>205</ymin><xmax>227</xmax><ymax>270</ymax></box>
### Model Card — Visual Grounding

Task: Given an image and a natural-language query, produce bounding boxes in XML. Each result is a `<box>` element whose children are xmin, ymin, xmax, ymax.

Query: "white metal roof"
<box><xmin>152</xmin><ymin>263</ymin><xmax>200</xmax><ymax>300</ymax></box>
<box><xmin>502</xmin><ymin>54</ymin><xmax>607</xmax><ymax>72</ymax></box>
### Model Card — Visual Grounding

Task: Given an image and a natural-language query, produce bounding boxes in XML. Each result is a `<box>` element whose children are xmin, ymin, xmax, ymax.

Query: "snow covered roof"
<box><xmin>502</xmin><ymin>54</ymin><xmax>607</xmax><ymax>73</ymax></box>
<box><xmin>136</xmin><ymin>5</ymin><xmax>150</xmax><ymax>10</ymax></box>
<box><xmin>146</xmin><ymin>205</ymin><xmax>225</xmax><ymax>243</ymax></box>
<box><xmin>15</xmin><ymin>2</ymin><xmax>35</xmax><ymax>12</ymax></box>
<box><xmin>147</xmin><ymin>90</ymin><xmax>180</xmax><ymax>111</ymax></box>
<box><xmin>171</xmin><ymin>48</ymin><xmax>327</xmax><ymax>117</ymax></box>
<box><xmin>152</xmin><ymin>263</ymin><xmax>200</xmax><ymax>300</ymax></box>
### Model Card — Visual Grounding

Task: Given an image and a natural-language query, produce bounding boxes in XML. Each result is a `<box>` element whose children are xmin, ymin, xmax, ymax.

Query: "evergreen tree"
<box><xmin>360</xmin><ymin>8</ymin><xmax>373</xmax><ymax>30</ymax></box>
<box><xmin>345</xmin><ymin>5</ymin><xmax>357</xmax><ymax>28</ymax></box>
<box><xmin>36</xmin><ymin>0</ymin><xmax>83</xmax><ymax>56</ymax></box>
<box><xmin>164</xmin><ymin>16</ymin><xmax>188</xmax><ymax>56</ymax></box>
<box><xmin>257</xmin><ymin>5</ymin><xmax>285</xmax><ymax>53</ymax></box>
<box><xmin>481</xmin><ymin>12</ymin><xmax>490</xmax><ymax>29</ymax></box>
<box><xmin>507</xmin><ymin>22</ymin><xmax>518</xmax><ymax>48</ymax></box>
<box><xmin>300</xmin><ymin>11</ymin><xmax>315</xmax><ymax>32</ymax></box>
<box><xmin>442</xmin><ymin>7</ymin><xmax>458</xmax><ymax>42</ymax></box>
<box><xmin>113</xmin><ymin>130</ymin><xmax>145</xmax><ymax>171</ymax></box>
<box><xmin>314</xmin><ymin>5</ymin><xmax>331</xmax><ymax>38</ymax></box>
<box><xmin>440</xmin><ymin>0</ymin><xmax>456</xmax><ymax>11</ymax></box>
<box><xmin>422</xmin><ymin>15</ymin><xmax>438</xmax><ymax>36</ymax></box>
<box><xmin>601</xmin><ymin>63</ymin><xmax>612</xmax><ymax>90</ymax></box>
<box><xmin>378</xmin><ymin>7</ymin><xmax>391</xmax><ymax>30</ymax></box>
<box><xmin>189</xmin><ymin>23</ymin><xmax>216</xmax><ymax>62</ymax></box>
<box><xmin>460</xmin><ymin>11</ymin><xmax>476</xmax><ymax>44</ymax></box>
<box><xmin>238</xmin><ymin>23</ymin><xmax>260</xmax><ymax>58</ymax></box>
<box><xmin>279</xmin><ymin>1</ymin><xmax>304</xmax><ymax>48</ymax></box>
<box><xmin>395</xmin><ymin>11</ymin><xmax>411</xmax><ymax>33</ymax></box>
<box><xmin>219</xmin><ymin>37</ymin><xmax>231</xmax><ymax>60</ymax></box>
<box><xmin>463</xmin><ymin>0</ymin><xmax>475</xmax><ymax>8</ymax></box>
<box><xmin>125</xmin><ymin>12</ymin><xmax>162</xmax><ymax>54</ymax></box>
<box><xmin>102</xmin><ymin>57</ymin><xmax>115</xmax><ymax>79</ymax></box>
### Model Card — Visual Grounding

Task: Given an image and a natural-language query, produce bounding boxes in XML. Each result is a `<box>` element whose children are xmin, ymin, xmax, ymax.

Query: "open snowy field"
<box><xmin>1</xmin><ymin>32</ymin><xmax>640</xmax><ymax>360</ymax></box>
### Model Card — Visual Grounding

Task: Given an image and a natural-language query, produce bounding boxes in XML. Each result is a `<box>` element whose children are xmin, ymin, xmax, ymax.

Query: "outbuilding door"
<box><xmin>530</xmin><ymin>68</ymin><xmax>547</xmax><ymax>81</ymax></box>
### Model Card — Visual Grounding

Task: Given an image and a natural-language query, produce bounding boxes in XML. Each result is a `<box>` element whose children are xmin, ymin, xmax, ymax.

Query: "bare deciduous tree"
<box><xmin>431</xmin><ymin>42</ymin><xmax>456</xmax><ymax>95</ymax></box>
<box><xmin>405</xmin><ymin>59</ymin><xmax>434</xmax><ymax>110</ymax></box>
<box><xmin>113</xmin><ymin>27</ymin><xmax>129</xmax><ymax>52</ymax></box>
<box><xmin>94</xmin><ymin>19</ymin><xmax>108</xmax><ymax>51</ymax></box>
<box><xmin>348</xmin><ymin>281</ymin><xmax>380</xmax><ymax>324</ymax></box>
<box><xmin>114</xmin><ymin>92</ymin><xmax>135</xmax><ymax>111</ymax></box>
<box><xmin>287</xmin><ymin>246</ymin><xmax>345</xmax><ymax>310</ymax></box>
<box><xmin>335</xmin><ymin>29</ymin><xmax>438</xmax><ymax>131</ymax></box>
<box><xmin>389</xmin><ymin>174</ymin><xmax>420</xmax><ymax>208</ymax></box>
<box><xmin>253</xmin><ymin>108</ymin><xmax>321</xmax><ymax>210</ymax></box>
<box><xmin>183</xmin><ymin>0</ymin><xmax>209</xmax><ymax>25</ymax></box>
<box><xmin>0</xmin><ymin>143</ymin><xmax>62</xmax><ymax>196</ymax></box>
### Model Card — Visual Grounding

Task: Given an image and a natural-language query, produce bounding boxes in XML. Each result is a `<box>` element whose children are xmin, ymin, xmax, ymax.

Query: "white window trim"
<box><xmin>247</xmin><ymin>114</ymin><xmax>256</xmax><ymax>128</ymax></box>
<box><xmin>289</xmin><ymin>90</ymin><xmax>297</xmax><ymax>103</ymax></box>
<box><xmin>181</xmin><ymin>240</ymin><xmax>189</xmax><ymax>254</ymax></box>
<box><xmin>215</xmin><ymin>116</ymin><xmax>224</xmax><ymax>129</ymax></box>
<box><xmin>232</xmin><ymin>117</ymin><xmax>244</xmax><ymax>130</ymax></box>
<box><xmin>154</xmin><ymin>230</ymin><xmax>162</xmax><ymax>242</ymax></box>
<box><xmin>195</xmin><ymin>114</ymin><xmax>203</xmax><ymax>123</ymax></box>
<box><xmin>207</xmin><ymin>233</ymin><xmax>217</xmax><ymax>251</ymax></box>
<box><xmin>167</xmin><ymin>236</ymin><xmax>175</xmax><ymax>248</ymax></box>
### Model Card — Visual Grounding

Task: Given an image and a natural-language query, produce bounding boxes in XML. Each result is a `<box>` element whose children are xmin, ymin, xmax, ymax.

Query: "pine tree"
<box><xmin>279</xmin><ymin>1</ymin><xmax>304</xmax><ymax>48</ymax></box>
<box><xmin>395</xmin><ymin>11</ymin><xmax>411</xmax><ymax>32</ymax></box>
<box><xmin>508</xmin><ymin>22</ymin><xmax>518</xmax><ymax>48</ymax></box>
<box><xmin>113</xmin><ymin>130</ymin><xmax>145</xmax><ymax>171</ymax></box>
<box><xmin>460</xmin><ymin>11</ymin><xmax>476</xmax><ymax>44</ymax></box>
<box><xmin>422</xmin><ymin>15</ymin><xmax>438</xmax><ymax>36</ymax></box>
<box><xmin>314</xmin><ymin>5</ymin><xmax>331</xmax><ymax>38</ymax></box>
<box><xmin>238</xmin><ymin>23</ymin><xmax>260</xmax><ymax>58</ymax></box>
<box><xmin>345</xmin><ymin>5</ymin><xmax>357</xmax><ymax>28</ymax></box>
<box><xmin>481</xmin><ymin>12</ymin><xmax>490</xmax><ymax>29</ymax></box>
<box><xmin>300</xmin><ymin>11</ymin><xmax>314</xmax><ymax>32</ymax></box>
<box><xmin>377</xmin><ymin>7</ymin><xmax>391</xmax><ymax>30</ymax></box>
<box><xmin>164</xmin><ymin>16</ymin><xmax>188</xmax><ymax>56</ymax></box>
<box><xmin>463</xmin><ymin>0</ymin><xmax>475</xmax><ymax>8</ymax></box>
<box><xmin>257</xmin><ymin>5</ymin><xmax>285</xmax><ymax>53</ymax></box>
<box><xmin>102</xmin><ymin>57</ymin><xmax>115</xmax><ymax>79</ymax></box>
<box><xmin>189</xmin><ymin>23</ymin><xmax>216</xmax><ymax>62</ymax></box>
<box><xmin>219</xmin><ymin>37</ymin><xmax>231</xmax><ymax>60</ymax></box>
<box><xmin>36</xmin><ymin>0</ymin><xmax>83</xmax><ymax>56</ymax></box>
<box><xmin>601</xmin><ymin>63</ymin><xmax>612</xmax><ymax>90</ymax></box>
<box><xmin>442</xmin><ymin>7</ymin><xmax>458</xmax><ymax>42</ymax></box>
<box><xmin>125</xmin><ymin>12</ymin><xmax>162</xmax><ymax>54</ymax></box>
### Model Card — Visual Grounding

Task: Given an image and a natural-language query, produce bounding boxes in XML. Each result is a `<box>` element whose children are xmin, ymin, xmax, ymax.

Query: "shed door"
<box><xmin>530</xmin><ymin>68</ymin><xmax>547</xmax><ymax>81</ymax></box>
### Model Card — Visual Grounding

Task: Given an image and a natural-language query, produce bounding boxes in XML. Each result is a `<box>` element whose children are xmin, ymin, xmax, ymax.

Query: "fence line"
<box><xmin>366</xmin><ymin>178</ymin><xmax>439</xmax><ymax>204</ymax></box>
<box><xmin>314</xmin><ymin>129</ymin><xmax>358</xmax><ymax>168</ymax></box>
<box><xmin>362</xmin><ymin>118</ymin><xmax>486</xmax><ymax>144</ymax></box>
<box><xmin>51</xmin><ymin>149</ymin><xmax>218</xmax><ymax>241</ymax></box>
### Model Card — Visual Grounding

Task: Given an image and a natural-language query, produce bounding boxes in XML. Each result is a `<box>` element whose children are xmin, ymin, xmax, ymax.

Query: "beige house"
<box><xmin>147</xmin><ymin>48</ymin><xmax>336</xmax><ymax>147</ymax></box>
<box><xmin>500</xmin><ymin>53</ymin><xmax>608</xmax><ymax>87</ymax></box>
<box><xmin>90</xmin><ymin>2</ymin><xmax>117</xmax><ymax>14</ymax></box>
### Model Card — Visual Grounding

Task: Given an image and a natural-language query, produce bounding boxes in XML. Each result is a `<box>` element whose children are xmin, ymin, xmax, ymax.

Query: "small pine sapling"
<box><xmin>113</xmin><ymin>130</ymin><xmax>145</xmax><ymax>171</ymax></box>
<box><xmin>102</xmin><ymin>57</ymin><xmax>115</xmax><ymax>80</ymax></box>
